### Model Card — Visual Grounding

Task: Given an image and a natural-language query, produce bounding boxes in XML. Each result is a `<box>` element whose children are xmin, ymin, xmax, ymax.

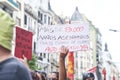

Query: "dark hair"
<box><xmin>35</xmin><ymin>70</ymin><xmax>47</xmax><ymax>80</ymax></box>
<box><xmin>31</xmin><ymin>71</ymin><xmax>40</xmax><ymax>80</ymax></box>
<box><xmin>51</xmin><ymin>71</ymin><xmax>59</xmax><ymax>79</ymax></box>
<box><xmin>83</xmin><ymin>72</ymin><xmax>95</xmax><ymax>80</ymax></box>
<box><xmin>41</xmin><ymin>74</ymin><xmax>46</xmax><ymax>80</ymax></box>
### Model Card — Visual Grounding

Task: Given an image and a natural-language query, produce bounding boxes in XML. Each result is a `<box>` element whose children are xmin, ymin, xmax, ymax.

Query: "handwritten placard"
<box><xmin>36</xmin><ymin>23</ymin><xmax>89</xmax><ymax>53</ymax></box>
<box><xmin>15</xmin><ymin>27</ymin><xmax>33</xmax><ymax>60</ymax></box>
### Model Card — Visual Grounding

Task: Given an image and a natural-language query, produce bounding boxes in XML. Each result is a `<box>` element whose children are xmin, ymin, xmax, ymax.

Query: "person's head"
<box><xmin>48</xmin><ymin>72</ymin><xmax>59</xmax><ymax>80</ymax></box>
<box><xmin>83</xmin><ymin>72</ymin><xmax>95</xmax><ymax>80</ymax></box>
<box><xmin>0</xmin><ymin>9</ymin><xmax>15</xmax><ymax>52</ymax></box>
<box><xmin>31</xmin><ymin>70</ymin><xmax>40</xmax><ymax>80</ymax></box>
<box><xmin>36</xmin><ymin>70</ymin><xmax>47</xmax><ymax>80</ymax></box>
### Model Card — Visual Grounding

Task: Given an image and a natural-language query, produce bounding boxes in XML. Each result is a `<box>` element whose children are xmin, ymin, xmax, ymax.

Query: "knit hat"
<box><xmin>0</xmin><ymin>9</ymin><xmax>15</xmax><ymax>51</ymax></box>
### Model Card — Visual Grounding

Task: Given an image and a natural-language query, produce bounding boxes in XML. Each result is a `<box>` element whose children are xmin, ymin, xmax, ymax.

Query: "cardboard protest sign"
<box><xmin>15</xmin><ymin>27</ymin><xmax>33</xmax><ymax>60</ymax></box>
<box><xmin>36</xmin><ymin>23</ymin><xmax>89</xmax><ymax>53</ymax></box>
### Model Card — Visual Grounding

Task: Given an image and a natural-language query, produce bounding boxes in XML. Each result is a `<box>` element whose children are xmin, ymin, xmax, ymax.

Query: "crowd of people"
<box><xmin>0</xmin><ymin>9</ymin><xmax>95</xmax><ymax>80</ymax></box>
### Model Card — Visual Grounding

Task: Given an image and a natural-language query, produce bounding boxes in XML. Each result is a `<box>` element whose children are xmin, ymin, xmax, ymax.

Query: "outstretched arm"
<box><xmin>59</xmin><ymin>46</ymin><xmax>69</xmax><ymax>80</ymax></box>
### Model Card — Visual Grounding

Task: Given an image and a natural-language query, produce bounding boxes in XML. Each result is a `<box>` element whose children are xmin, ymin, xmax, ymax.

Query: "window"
<box><xmin>34</xmin><ymin>42</ymin><xmax>36</xmax><ymax>52</ymax></box>
<box><xmin>44</xmin><ymin>15</ymin><xmax>46</xmax><ymax>24</ymax></box>
<box><xmin>40</xmin><ymin>13</ymin><xmax>43</xmax><ymax>21</ymax></box>
<box><xmin>38</xmin><ymin>13</ymin><xmax>43</xmax><ymax>23</ymax></box>
<box><xmin>40</xmin><ymin>53</ymin><xmax>42</xmax><ymax>57</ymax></box>
<box><xmin>48</xmin><ymin>16</ymin><xmax>50</xmax><ymax>24</ymax></box>
<box><xmin>24</xmin><ymin>15</ymin><xmax>27</xmax><ymax>25</ymax></box>
<box><xmin>44</xmin><ymin>53</ymin><xmax>46</xmax><ymax>58</ymax></box>
<box><xmin>38</xmin><ymin>11</ymin><xmax>40</xmax><ymax>17</ymax></box>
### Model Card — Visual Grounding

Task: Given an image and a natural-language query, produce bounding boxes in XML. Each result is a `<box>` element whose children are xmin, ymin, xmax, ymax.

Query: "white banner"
<box><xmin>36</xmin><ymin>23</ymin><xmax>89</xmax><ymax>53</ymax></box>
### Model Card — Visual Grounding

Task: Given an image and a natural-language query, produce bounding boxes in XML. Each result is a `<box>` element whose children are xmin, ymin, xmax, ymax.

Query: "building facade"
<box><xmin>99</xmin><ymin>43</ymin><xmax>119</xmax><ymax>80</ymax></box>
<box><xmin>0</xmin><ymin>0</ymin><xmax>63</xmax><ymax>73</ymax></box>
<box><xmin>70</xmin><ymin>7</ymin><xmax>102</xmax><ymax>80</ymax></box>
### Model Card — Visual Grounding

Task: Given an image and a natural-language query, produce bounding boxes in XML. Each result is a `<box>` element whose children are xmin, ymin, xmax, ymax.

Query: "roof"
<box><xmin>71</xmin><ymin>7</ymin><xmax>83</xmax><ymax>21</ymax></box>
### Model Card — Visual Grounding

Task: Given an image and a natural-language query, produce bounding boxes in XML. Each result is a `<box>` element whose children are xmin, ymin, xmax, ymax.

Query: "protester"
<box><xmin>83</xmin><ymin>72</ymin><xmax>95</xmax><ymax>80</ymax></box>
<box><xmin>31</xmin><ymin>70</ymin><xmax>40</xmax><ymax>80</ymax></box>
<box><xmin>48</xmin><ymin>71</ymin><xmax>59</xmax><ymax>80</ymax></box>
<box><xmin>48</xmin><ymin>46</ymin><xmax>69</xmax><ymax>80</ymax></box>
<box><xmin>20</xmin><ymin>55</ymin><xmax>48</xmax><ymax>80</ymax></box>
<box><xmin>0</xmin><ymin>9</ymin><xmax>32</xmax><ymax>80</ymax></box>
<box><xmin>37</xmin><ymin>71</ymin><xmax>47</xmax><ymax>80</ymax></box>
<box><xmin>59</xmin><ymin>46</ymin><xmax>69</xmax><ymax>80</ymax></box>
<box><xmin>20</xmin><ymin>46</ymin><xmax>69</xmax><ymax>80</ymax></box>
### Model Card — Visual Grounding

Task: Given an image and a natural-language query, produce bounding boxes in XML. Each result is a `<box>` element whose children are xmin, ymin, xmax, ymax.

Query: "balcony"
<box><xmin>24</xmin><ymin>3</ymin><xmax>37</xmax><ymax>19</ymax></box>
<box><xmin>0</xmin><ymin>0</ymin><xmax>18</xmax><ymax>11</ymax></box>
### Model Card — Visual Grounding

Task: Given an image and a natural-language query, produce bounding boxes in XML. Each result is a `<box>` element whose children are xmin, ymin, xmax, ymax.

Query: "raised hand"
<box><xmin>60</xmin><ymin>46</ymin><xmax>69</xmax><ymax>59</ymax></box>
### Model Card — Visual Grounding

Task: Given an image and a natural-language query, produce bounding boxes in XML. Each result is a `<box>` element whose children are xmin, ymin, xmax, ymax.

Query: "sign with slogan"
<box><xmin>36</xmin><ymin>23</ymin><xmax>89</xmax><ymax>53</ymax></box>
<box><xmin>15</xmin><ymin>27</ymin><xmax>33</xmax><ymax>60</ymax></box>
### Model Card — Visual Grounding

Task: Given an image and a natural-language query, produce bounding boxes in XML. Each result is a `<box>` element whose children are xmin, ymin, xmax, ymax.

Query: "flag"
<box><xmin>88</xmin><ymin>66</ymin><xmax>96</xmax><ymax>73</ymax></box>
<box><xmin>113</xmin><ymin>75</ymin><xmax>115</xmax><ymax>80</ymax></box>
<box><xmin>102</xmin><ymin>68</ymin><xmax>106</xmax><ymax>80</ymax></box>
<box><xmin>67</xmin><ymin>52</ymin><xmax>74</xmax><ymax>80</ymax></box>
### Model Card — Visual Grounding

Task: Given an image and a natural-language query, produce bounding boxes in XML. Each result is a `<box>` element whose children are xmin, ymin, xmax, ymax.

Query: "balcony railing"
<box><xmin>0</xmin><ymin>0</ymin><xmax>18</xmax><ymax>11</ymax></box>
<box><xmin>8</xmin><ymin>0</ymin><xmax>18</xmax><ymax>8</ymax></box>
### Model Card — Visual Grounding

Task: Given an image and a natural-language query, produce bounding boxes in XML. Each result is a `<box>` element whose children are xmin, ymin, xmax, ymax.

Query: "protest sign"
<box><xmin>15</xmin><ymin>27</ymin><xmax>33</xmax><ymax>60</ymax></box>
<box><xmin>36</xmin><ymin>23</ymin><xmax>89</xmax><ymax>53</ymax></box>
